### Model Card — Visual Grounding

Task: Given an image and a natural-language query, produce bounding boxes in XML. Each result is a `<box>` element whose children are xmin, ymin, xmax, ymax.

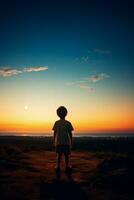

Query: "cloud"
<box><xmin>75</xmin><ymin>48</ymin><xmax>111</xmax><ymax>64</ymax></box>
<box><xmin>94</xmin><ymin>48</ymin><xmax>112</xmax><ymax>54</ymax></box>
<box><xmin>88</xmin><ymin>73</ymin><xmax>110</xmax><ymax>83</ymax></box>
<box><xmin>66</xmin><ymin>80</ymin><xmax>86</xmax><ymax>86</ymax></box>
<box><xmin>0</xmin><ymin>67</ymin><xmax>22</xmax><ymax>77</ymax></box>
<box><xmin>75</xmin><ymin>55</ymin><xmax>89</xmax><ymax>63</ymax></box>
<box><xmin>67</xmin><ymin>72</ymin><xmax>109</xmax><ymax>94</ymax></box>
<box><xmin>0</xmin><ymin>66</ymin><xmax>48</xmax><ymax>77</ymax></box>
<box><xmin>79</xmin><ymin>84</ymin><xmax>95</xmax><ymax>92</ymax></box>
<box><xmin>81</xmin><ymin>56</ymin><xmax>89</xmax><ymax>62</ymax></box>
<box><xmin>23</xmin><ymin>66</ymin><xmax>48</xmax><ymax>73</ymax></box>
<box><xmin>66</xmin><ymin>80</ymin><xmax>95</xmax><ymax>93</ymax></box>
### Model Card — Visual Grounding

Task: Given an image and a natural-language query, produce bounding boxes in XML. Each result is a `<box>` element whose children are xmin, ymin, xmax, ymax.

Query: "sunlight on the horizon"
<box><xmin>0</xmin><ymin>91</ymin><xmax>134</xmax><ymax>133</ymax></box>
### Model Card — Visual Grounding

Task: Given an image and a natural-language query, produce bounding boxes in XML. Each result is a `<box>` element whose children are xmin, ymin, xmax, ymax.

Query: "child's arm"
<box><xmin>53</xmin><ymin>131</ymin><xmax>56</xmax><ymax>147</ymax></box>
<box><xmin>52</xmin><ymin>122</ymin><xmax>57</xmax><ymax>147</ymax></box>
<box><xmin>69</xmin><ymin>131</ymin><xmax>73</xmax><ymax>147</ymax></box>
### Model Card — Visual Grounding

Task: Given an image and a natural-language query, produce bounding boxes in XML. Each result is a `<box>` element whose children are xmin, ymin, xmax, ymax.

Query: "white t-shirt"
<box><xmin>52</xmin><ymin>119</ymin><xmax>74</xmax><ymax>146</ymax></box>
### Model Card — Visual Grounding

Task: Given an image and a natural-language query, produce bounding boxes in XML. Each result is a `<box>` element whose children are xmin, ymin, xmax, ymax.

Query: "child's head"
<box><xmin>56</xmin><ymin>106</ymin><xmax>68</xmax><ymax>119</ymax></box>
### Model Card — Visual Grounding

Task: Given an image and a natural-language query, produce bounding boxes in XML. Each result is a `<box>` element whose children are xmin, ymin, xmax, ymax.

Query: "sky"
<box><xmin>0</xmin><ymin>0</ymin><xmax>134</xmax><ymax>134</ymax></box>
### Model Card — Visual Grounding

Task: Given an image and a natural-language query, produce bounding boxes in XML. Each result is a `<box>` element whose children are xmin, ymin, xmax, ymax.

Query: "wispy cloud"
<box><xmin>75</xmin><ymin>48</ymin><xmax>111</xmax><ymax>64</ymax></box>
<box><xmin>23</xmin><ymin>66</ymin><xmax>48</xmax><ymax>73</ymax></box>
<box><xmin>0</xmin><ymin>67</ymin><xmax>22</xmax><ymax>77</ymax></box>
<box><xmin>87</xmin><ymin>73</ymin><xmax>110</xmax><ymax>83</ymax></box>
<box><xmin>66</xmin><ymin>81</ymin><xmax>95</xmax><ymax>93</ymax></box>
<box><xmin>93</xmin><ymin>48</ymin><xmax>112</xmax><ymax>54</ymax></box>
<box><xmin>75</xmin><ymin>47</ymin><xmax>111</xmax><ymax>64</ymax></box>
<box><xmin>79</xmin><ymin>84</ymin><xmax>95</xmax><ymax>92</ymax></box>
<box><xmin>67</xmin><ymin>72</ymin><xmax>109</xmax><ymax>92</ymax></box>
<box><xmin>75</xmin><ymin>55</ymin><xmax>89</xmax><ymax>63</ymax></box>
<box><xmin>81</xmin><ymin>56</ymin><xmax>89</xmax><ymax>62</ymax></box>
<box><xmin>0</xmin><ymin>66</ymin><xmax>48</xmax><ymax>77</ymax></box>
<box><xmin>66</xmin><ymin>80</ymin><xmax>86</xmax><ymax>86</ymax></box>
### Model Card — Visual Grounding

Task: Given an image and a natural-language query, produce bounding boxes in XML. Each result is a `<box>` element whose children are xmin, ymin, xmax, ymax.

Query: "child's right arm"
<box><xmin>52</xmin><ymin>122</ymin><xmax>57</xmax><ymax>147</ymax></box>
<box><xmin>53</xmin><ymin>131</ymin><xmax>56</xmax><ymax>147</ymax></box>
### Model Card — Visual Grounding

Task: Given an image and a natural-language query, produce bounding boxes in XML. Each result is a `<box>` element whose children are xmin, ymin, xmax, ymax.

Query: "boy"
<box><xmin>52</xmin><ymin>106</ymin><xmax>74</xmax><ymax>173</ymax></box>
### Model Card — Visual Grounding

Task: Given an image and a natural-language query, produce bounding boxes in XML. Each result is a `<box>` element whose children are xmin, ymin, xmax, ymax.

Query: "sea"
<box><xmin>0</xmin><ymin>132</ymin><xmax>134</xmax><ymax>138</ymax></box>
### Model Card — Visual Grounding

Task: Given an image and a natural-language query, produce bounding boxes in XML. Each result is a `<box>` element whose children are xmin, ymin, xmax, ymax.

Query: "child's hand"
<box><xmin>52</xmin><ymin>140</ymin><xmax>55</xmax><ymax>150</ymax></box>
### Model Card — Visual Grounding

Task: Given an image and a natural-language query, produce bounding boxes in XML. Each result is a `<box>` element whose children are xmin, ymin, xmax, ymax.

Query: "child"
<box><xmin>52</xmin><ymin>106</ymin><xmax>74</xmax><ymax>173</ymax></box>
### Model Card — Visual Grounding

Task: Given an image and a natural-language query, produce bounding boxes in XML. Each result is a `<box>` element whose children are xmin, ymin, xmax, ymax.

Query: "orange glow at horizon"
<box><xmin>0</xmin><ymin>84</ymin><xmax>134</xmax><ymax>134</ymax></box>
<box><xmin>0</xmin><ymin>113</ymin><xmax>134</xmax><ymax>134</ymax></box>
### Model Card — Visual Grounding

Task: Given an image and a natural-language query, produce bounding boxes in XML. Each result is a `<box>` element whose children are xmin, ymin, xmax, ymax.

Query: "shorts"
<box><xmin>56</xmin><ymin>145</ymin><xmax>71</xmax><ymax>155</ymax></box>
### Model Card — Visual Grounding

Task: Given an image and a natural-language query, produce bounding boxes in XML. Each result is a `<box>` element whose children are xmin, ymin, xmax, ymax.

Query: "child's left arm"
<box><xmin>69</xmin><ymin>131</ymin><xmax>73</xmax><ymax>147</ymax></box>
<box><xmin>69</xmin><ymin>122</ymin><xmax>74</xmax><ymax>147</ymax></box>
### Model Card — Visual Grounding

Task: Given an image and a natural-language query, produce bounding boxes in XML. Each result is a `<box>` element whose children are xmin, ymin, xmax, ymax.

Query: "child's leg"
<box><xmin>64</xmin><ymin>154</ymin><xmax>69</xmax><ymax>169</ymax></box>
<box><xmin>57</xmin><ymin>153</ymin><xmax>62</xmax><ymax>169</ymax></box>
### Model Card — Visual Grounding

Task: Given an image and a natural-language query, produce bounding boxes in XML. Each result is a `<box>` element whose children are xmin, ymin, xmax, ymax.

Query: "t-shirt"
<box><xmin>52</xmin><ymin>119</ymin><xmax>74</xmax><ymax>146</ymax></box>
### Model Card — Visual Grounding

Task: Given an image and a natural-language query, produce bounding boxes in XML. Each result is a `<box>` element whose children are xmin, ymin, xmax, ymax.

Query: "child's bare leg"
<box><xmin>57</xmin><ymin>153</ymin><xmax>62</xmax><ymax>169</ymax></box>
<box><xmin>64</xmin><ymin>154</ymin><xmax>69</xmax><ymax>169</ymax></box>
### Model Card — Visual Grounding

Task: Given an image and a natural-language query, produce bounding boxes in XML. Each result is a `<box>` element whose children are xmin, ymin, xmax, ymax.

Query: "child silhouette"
<box><xmin>52</xmin><ymin>106</ymin><xmax>74</xmax><ymax>173</ymax></box>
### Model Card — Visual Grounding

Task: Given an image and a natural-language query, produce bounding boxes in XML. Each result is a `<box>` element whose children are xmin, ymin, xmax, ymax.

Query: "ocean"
<box><xmin>0</xmin><ymin>132</ymin><xmax>134</xmax><ymax>138</ymax></box>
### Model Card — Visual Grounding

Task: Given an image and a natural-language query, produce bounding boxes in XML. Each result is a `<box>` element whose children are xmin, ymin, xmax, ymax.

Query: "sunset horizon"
<box><xmin>0</xmin><ymin>1</ymin><xmax>134</xmax><ymax>199</ymax></box>
<box><xmin>0</xmin><ymin>0</ymin><xmax>134</xmax><ymax>135</ymax></box>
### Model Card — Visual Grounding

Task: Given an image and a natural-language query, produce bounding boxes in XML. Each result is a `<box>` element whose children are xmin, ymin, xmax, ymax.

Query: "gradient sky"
<box><xmin>0</xmin><ymin>0</ymin><xmax>134</xmax><ymax>134</ymax></box>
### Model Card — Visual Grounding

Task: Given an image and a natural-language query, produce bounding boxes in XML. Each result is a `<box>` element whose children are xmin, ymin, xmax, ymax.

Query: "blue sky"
<box><xmin>0</xmin><ymin>0</ymin><xmax>134</xmax><ymax>133</ymax></box>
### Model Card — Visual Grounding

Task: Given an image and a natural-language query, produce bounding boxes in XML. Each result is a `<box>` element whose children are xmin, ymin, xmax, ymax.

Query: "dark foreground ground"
<box><xmin>0</xmin><ymin>136</ymin><xmax>134</xmax><ymax>200</ymax></box>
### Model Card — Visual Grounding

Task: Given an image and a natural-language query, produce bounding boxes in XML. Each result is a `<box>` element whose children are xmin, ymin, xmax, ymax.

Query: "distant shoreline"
<box><xmin>0</xmin><ymin>132</ymin><xmax>134</xmax><ymax>138</ymax></box>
